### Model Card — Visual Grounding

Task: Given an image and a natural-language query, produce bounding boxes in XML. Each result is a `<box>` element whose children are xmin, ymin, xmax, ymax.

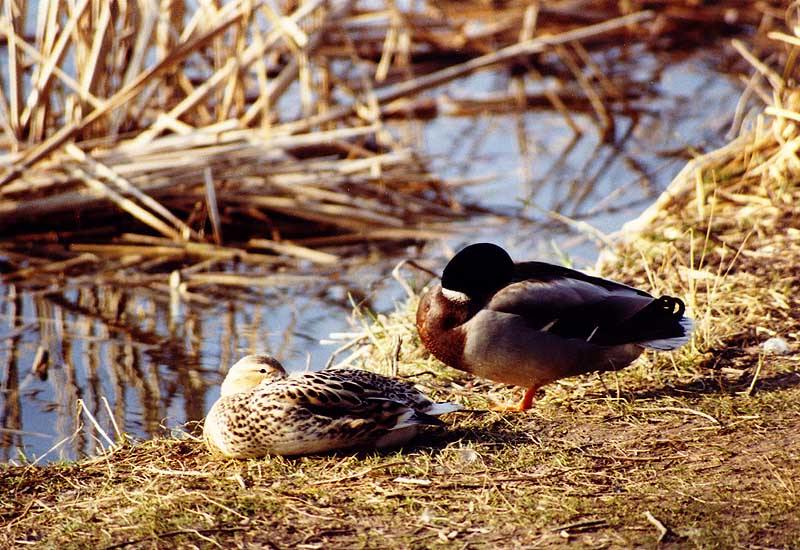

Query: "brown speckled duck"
<box><xmin>203</xmin><ymin>354</ymin><xmax>461</xmax><ymax>458</ymax></box>
<box><xmin>416</xmin><ymin>243</ymin><xmax>693</xmax><ymax>411</ymax></box>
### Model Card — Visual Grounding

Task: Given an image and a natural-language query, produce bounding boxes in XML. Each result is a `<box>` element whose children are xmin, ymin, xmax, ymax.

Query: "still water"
<box><xmin>0</xmin><ymin>46</ymin><xmax>745</xmax><ymax>462</ymax></box>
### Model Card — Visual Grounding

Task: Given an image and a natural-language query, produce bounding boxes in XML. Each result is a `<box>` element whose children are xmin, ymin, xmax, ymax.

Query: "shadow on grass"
<box><xmin>410</xmin><ymin>410</ymin><xmax>534</xmax><ymax>451</ymax></box>
<box><xmin>625</xmin><ymin>367</ymin><xmax>800</xmax><ymax>402</ymax></box>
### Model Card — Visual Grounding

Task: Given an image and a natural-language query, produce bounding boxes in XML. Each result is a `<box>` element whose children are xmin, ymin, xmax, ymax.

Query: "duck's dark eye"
<box><xmin>259</xmin><ymin>369</ymin><xmax>267</xmax><ymax>374</ymax></box>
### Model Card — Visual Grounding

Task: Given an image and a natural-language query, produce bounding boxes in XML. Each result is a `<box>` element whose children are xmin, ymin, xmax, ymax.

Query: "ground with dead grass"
<box><xmin>1</xmin><ymin>358</ymin><xmax>798</xmax><ymax>549</ymax></box>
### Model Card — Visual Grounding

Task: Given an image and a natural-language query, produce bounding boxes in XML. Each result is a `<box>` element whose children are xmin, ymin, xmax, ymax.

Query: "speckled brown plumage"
<box><xmin>203</xmin><ymin>355</ymin><xmax>461</xmax><ymax>458</ymax></box>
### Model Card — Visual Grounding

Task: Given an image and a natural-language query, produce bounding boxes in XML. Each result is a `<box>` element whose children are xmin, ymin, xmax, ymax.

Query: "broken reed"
<box><xmin>1</xmin><ymin>1</ymin><xmax>783</xmax><ymax>291</ymax></box>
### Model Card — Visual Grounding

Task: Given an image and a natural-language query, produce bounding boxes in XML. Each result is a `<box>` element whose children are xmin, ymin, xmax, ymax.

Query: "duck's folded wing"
<box><xmin>322</xmin><ymin>369</ymin><xmax>429</xmax><ymax>407</ymax></box>
<box><xmin>487</xmin><ymin>271</ymin><xmax>686</xmax><ymax>345</ymax></box>
<box><xmin>276</xmin><ymin>376</ymin><xmax>417</xmax><ymax>431</ymax></box>
<box><xmin>512</xmin><ymin>261</ymin><xmax>652</xmax><ymax>295</ymax></box>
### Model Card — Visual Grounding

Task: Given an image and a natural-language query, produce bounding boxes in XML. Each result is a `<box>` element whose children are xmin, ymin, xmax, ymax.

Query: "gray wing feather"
<box><xmin>487</xmin><ymin>278</ymin><xmax>652</xmax><ymax>321</ymax></box>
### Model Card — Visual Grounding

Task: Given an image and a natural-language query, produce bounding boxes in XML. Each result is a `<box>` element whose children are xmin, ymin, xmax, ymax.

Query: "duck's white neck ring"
<box><xmin>442</xmin><ymin>288</ymin><xmax>470</xmax><ymax>303</ymax></box>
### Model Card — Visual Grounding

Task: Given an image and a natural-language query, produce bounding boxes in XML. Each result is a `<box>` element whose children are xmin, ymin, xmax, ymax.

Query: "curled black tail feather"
<box><xmin>654</xmin><ymin>296</ymin><xmax>685</xmax><ymax>318</ymax></box>
<box><xmin>593</xmin><ymin>295</ymin><xmax>690</xmax><ymax>347</ymax></box>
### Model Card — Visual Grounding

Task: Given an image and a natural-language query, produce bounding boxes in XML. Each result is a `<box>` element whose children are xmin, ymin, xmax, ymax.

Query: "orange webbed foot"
<box><xmin>489</xmin><ymin>386</ymin><xmax>538</xmax><ymax>412</ymax></box>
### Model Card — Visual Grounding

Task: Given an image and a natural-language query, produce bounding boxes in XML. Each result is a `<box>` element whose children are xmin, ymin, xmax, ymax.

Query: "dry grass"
<box><xmin>0</xmin><ymin>1</ymin><xmax>785</xmax><ymax>291</ymax></box>
<box><xmin>2</xmin><ymin>2</ymin><xmax>800</xmax><ymax>549</ymax></box>
<box><xmin>1</xmin><ymin>368</ymin><xmax>798</xmax><ymax>548</ymax></box>
<box><xmin>0</xmin><ymin>0</ymin><xmax>479</xmax><ymax>290</ymax></box>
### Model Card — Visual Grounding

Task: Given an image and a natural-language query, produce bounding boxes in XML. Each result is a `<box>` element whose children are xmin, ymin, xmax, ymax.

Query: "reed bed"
<box><xmin>0</xmin><ymin>0</ymin><xmax>464</xmax><ymax>291</ymax></box>
<box><xmin>0</xmin><ymin>1</ymin><xmax>785</xmax><ymax>291</ymax></box>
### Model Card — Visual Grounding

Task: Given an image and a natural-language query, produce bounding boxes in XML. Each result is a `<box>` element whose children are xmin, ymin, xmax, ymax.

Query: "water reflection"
<box><xmin>0</xmin><ymin>44</ymin><xmax>745</xmax><ymax>463</ymax></box>
<box><xmin>0</xmin><ymin>274</ymin><xmax>371</xmax><ymax>462</ymax></box>
<box><xmin>419</xmin><ymin>50</ymin><xmax>739</xmax><ymax>232</ymax></box>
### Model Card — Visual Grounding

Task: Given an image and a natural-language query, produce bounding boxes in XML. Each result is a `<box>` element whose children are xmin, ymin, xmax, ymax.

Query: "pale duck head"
<box><xmin>219</xmin><ymin>354</ymin><xmax>286</xmax><ymax>397</ymax></box>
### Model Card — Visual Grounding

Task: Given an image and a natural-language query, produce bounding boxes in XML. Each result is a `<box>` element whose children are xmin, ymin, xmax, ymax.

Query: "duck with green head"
<box><xmin>416</xmin><ymin>243</ymin><xmax>693</xmax><ymax>410</ymax></box>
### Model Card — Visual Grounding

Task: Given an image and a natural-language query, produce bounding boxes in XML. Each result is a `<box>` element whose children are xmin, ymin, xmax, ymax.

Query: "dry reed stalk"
<box><xmin>247</xmin><ymin>238</ymin><xmax>339</xmax><ymax>265</ymax></box>
<box><xmin>69</xmin><ymin>242</ymin><xmax>282</xmax><ymax>265</ymax></box>
<box><xmin>280</xmin><ymin>10</ymin><xmax>655</xmax><ymax>134</ymax></box>
<box><xmin>293</xmin><ymin>227</ymin><xmax>456</xmax><ymax>246</ymax></box>
<box><xmin>63</xmin><ymin>145</ymin><xmax>196</xmax><ymax>238</ymax></box>
<box><xmin>0</xmin><ymin>1</ymin><xmax>765</xmax><ymax>292</ymax></box>
<box><xmin>183</xmin><ymin>272</ymin><xmax>324</xmax><ymax>288</ymax></box>
<box><xmin>2</xmin><ymin>253</ymin><xmax>99</xmax><ymax>282</ymax></box>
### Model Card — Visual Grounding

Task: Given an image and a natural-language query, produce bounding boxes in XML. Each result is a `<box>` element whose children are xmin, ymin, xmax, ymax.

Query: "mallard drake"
<box><xmin>203</xmin><ymin>354</ymin><xmax>461</xmax><ymax>458</ymax></box>
<box><xmin>416</xmin><ymin>243</ymin><xmax>693</xmax><ymax>410</ymax></box>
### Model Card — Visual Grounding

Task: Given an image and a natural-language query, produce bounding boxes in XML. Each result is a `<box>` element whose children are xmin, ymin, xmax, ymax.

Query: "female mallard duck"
<box><xmin>416</xmin><ymin>243</ymin><xmax>693</xmax><ymax>411</ymax></box>
<box><xmin>203</xmin><ymin>354</ymin><xmax>461</xmax><ymax>458</ymax></box>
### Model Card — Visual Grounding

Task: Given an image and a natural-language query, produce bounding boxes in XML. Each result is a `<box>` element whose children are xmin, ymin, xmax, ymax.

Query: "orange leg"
<box><xmin>490</xmin><ymin>386</ymin><xmax>539</xmax><ymax>412</ymax></box>
<box><xmin>517</xmin><ymin>386</ymin><xmax>538</xmax><ymax>411</ymax></box>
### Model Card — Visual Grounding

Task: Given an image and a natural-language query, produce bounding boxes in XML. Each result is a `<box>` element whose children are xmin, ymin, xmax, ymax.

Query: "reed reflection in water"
<box><xmin>0</xmin><ymin>274</ymin><xmax>364</xmax><ymax>463</ymax></box>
